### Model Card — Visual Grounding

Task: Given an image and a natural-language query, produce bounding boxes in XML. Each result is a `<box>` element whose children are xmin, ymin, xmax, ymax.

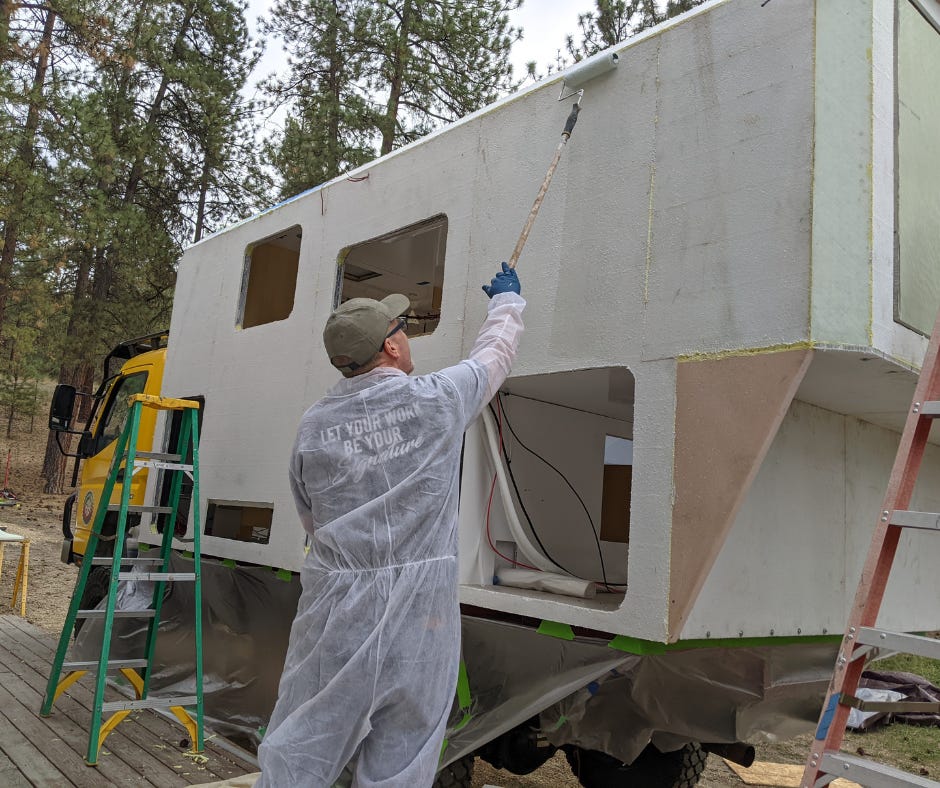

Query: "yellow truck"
<box><xmin>51</xmin><ymin>332</ymin><xmax>174</xmax><ymax>610</ymax></box>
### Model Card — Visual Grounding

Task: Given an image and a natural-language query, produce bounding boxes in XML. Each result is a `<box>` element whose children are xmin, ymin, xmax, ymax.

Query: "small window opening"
<box><xmin>205</xmin><ymin>501</ymin><xmax>273</xmax><ymax>544</ymax></box>
<box><xmin>238</xmin><ymin>226</ymin><xmax>302</xmax><ymax>329</ymax></box>
<box><xmin>600</xmin><ymin>436</ymin><xmax>632</xmax><ymax>544</ymax></box>
<box><xmin>336</xmin><ymin>215</ymin><xmax>447</xmax><ymax>337</ymax></box>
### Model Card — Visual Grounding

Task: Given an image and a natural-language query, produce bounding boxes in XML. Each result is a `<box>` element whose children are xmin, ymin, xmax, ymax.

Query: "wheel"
<box><xmin>434</xmin><ymin>753</ymin><xmax>474</xmax><ymax>788</ymax></box>
<box><xmin>477</xmin><ymin>716</ymin><xmax>557</xmax><ymax>775</ymax></box>
<box><xmin>565</xmin><ymin>742</ymin><xmax>707</xmax><ymax>788</ymax></box>
<box><xmin>73</xmin><ymin>564</ymin><xmax>111</xmax><ymax>635</ymax></box>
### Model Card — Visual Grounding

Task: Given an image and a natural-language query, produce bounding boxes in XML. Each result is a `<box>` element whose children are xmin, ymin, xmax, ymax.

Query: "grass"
<box><xmin>840</xmin><ymin>650</ymin><xmax>940</xmax><ymax>778</ymax></box>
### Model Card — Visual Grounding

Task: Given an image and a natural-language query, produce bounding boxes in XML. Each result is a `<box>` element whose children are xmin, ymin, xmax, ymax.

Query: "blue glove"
<box><xmin>482</xmin><ymin>262</ymin><xmax>521</xmax><ymax>298</ymax></box>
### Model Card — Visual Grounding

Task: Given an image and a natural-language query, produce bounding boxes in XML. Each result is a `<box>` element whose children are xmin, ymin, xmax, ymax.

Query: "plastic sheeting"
<box><xmin>74</xmin><ymin>558</ymin><xmax>839</xmax><ymax>767</ymax></box>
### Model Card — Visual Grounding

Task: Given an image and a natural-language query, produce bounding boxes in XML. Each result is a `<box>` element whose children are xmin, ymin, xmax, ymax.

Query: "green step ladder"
<box><xmin>41</xmin><ymin>393</ymin><xmax>204</xmax><ymax>766</ymax></box>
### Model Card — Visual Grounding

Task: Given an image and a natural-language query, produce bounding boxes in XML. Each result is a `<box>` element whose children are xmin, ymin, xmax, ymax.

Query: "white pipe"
<box><xmin>479</xmin><ymin>407</ymin><xmax>568</xmax><ymax>574</ymax></box>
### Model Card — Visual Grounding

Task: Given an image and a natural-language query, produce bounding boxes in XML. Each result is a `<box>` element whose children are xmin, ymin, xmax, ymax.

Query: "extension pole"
<box><xmin>507</xmin><ymin>103</ymin><xmax>581</xmax><ymax>270</ymax></box>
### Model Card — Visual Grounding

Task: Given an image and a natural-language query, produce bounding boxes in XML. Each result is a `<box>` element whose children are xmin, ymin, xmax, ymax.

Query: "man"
<box><xmin>257</xmin><ymin>263</ymin><xmax>525</xmax><ymax>787</ymax></box>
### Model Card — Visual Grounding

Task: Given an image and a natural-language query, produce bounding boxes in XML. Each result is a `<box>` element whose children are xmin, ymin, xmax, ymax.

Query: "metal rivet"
<box><xmin>823</xmin><ymin>628</ymin><xmax>828</xmax><ymax>634</ymax></box>
<box><xmin>706</xmin><ymin>631</ymin><xmax>710</xmax><ymax>638</ymax></box>
<box><xmin>849</xmin><ymin>626</ymin><xmax>856</xmax><ymax>633</ymax></box>
<box><xmin>770</xmin><ymin>629</ymin><xmax>775</xmax><ymax>636</ymax></box>
<box><xmin>914</xmin><ymin>402</ymin><xmax>921</xmax><ymax>413</ymax></box>
<box><xmin>880</xmin><ymin>632</ymin><xmax>887</xmax><ymax>640</ymax></box>
<box><xmin>738</xmin><ymin>630</ymin><xmax>744</xmax><ymax>637</ymax></box>
<box><xmin>797</xmin><ymin>628</ymin><xmax>802</xmax><ymax>634</ymax></box>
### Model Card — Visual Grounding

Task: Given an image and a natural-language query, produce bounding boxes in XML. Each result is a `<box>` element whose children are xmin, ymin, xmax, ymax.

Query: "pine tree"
<box><xmin>552</xmin><ymin>0</ymin><xmax>707</xmax><ymax>70</ymax></box>
<box><xmin>263</xmin><ymin>0</ymin><xmax>521</xmax><ymax>197</ymax></box>
<box><xmin>36</xmin><ymin>0</ymin><xmax>267</xmax><ymax>492</ymax></box>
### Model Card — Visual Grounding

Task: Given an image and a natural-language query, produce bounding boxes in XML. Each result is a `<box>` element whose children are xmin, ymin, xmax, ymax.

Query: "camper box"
<box><xmin>118</xmin><ymin>0</ymin><xmax>940</xmax><ymax>773</ymax></box>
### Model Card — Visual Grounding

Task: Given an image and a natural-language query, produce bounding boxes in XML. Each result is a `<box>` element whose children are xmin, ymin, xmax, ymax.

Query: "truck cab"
<box><xmin>49</xmin><ymin>332</ymin><xmax>168</xmax><ymax>566</ymax></box>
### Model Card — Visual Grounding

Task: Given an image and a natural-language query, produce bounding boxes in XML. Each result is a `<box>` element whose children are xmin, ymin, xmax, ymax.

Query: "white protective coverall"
<box><xmin>256</xmin><ymin>291</ymin><xmax>526</xmax><ymax>788</ymax></box>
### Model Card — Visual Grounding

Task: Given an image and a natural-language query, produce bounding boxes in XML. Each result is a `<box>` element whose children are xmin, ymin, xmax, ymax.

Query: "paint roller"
<box><xmin>506</xmin><ymin>51</ymin><xmax>620</xmax><ymax>270</ymax></box>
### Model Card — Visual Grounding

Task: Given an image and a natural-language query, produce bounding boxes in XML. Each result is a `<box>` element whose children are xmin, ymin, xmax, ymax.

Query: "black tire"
<box><xmin>565</xmin><ymin>742</ymin><xmax>707</xmax><ymax>788</ymax></box>
<box><xmin>73</xmin><ymin>565</ymin><xmax>111</xmax><ymax>635</ymax></box>
<box><xmin>434</xmin><ymin>754</ymin><xmax>474</xmax><ymax>788</ymax></box>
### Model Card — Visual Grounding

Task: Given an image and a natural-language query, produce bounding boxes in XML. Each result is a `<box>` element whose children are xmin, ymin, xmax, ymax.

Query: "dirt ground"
<box><xmin>0</xmin><ymin>419</ymin><xmax>808</xmax><ymax>787</ymax></box>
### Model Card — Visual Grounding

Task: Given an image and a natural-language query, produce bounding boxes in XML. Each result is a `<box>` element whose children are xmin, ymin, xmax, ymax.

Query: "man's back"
<box><xmin>290</xmin><ymin>362</ymin><xmax>487</xmax><ymax>570</ymax></box>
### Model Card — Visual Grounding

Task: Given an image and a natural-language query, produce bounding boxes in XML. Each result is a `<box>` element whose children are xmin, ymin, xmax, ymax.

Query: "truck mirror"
<box><xmin>49</xmin><ymin>384</ymin><xmax>77</xmax><ymax>431</ymax></box>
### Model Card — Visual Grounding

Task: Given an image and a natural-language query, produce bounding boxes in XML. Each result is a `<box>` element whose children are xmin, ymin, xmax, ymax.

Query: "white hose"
<box><xmin>496</xmin><ymin>568</ymin><xmax>596</xmax><ymax>599</ymax></box>
<box><xmin>480</xmin><ymin>406</ymin><xmax>569</xmax><ymax>575</ymax></box>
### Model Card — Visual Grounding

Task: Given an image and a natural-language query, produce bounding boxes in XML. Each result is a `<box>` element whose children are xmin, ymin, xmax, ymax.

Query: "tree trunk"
<box><xmin>380</xmin><ymin>0</ymin><xmax>412</xmax><ymax>156</ymax></box>
<box><xmin>0</xmin><ymin>7</ymin><xmax>57</xmax><ymax>339</ymax></box>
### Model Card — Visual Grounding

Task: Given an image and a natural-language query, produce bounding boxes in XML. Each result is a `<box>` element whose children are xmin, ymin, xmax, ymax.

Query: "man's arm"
<box><xmin>472</xmin><ymin>261</ymin><xmax>526</xmax><ymax>402</ymax></box>
<box><xmin>469</xmin><ymin>290</ymin><xmax>526</xmax><ymax>403</ymax></box>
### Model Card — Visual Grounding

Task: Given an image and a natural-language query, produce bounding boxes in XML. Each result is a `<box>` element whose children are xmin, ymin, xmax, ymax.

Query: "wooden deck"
<box><xmin>0</xmin><ymin>613</ymin><xmax>257</xmax><ymax>787</ymax></box>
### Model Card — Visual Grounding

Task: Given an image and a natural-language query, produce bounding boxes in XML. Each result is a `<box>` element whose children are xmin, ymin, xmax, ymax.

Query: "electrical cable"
<box><xmin>487</xmin><ymin>401</ymin><xmax>577</xmax><ymax>577</ymax></box>
<box><xmin>494</xmin><ymin>394</ymin><xmax>627</xmax><ymax>589</ymax></box>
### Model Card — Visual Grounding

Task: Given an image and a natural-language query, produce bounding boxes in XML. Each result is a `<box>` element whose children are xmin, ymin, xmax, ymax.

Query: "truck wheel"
<box><xmin>434</xmin><ymin>754</ymin><xmax>474</xmax><ymax>788</ymax></box>
<box><xmin>73</xmin><ymin>565</ymin><xmax>111</xmax><ymax>635</ymax></box>
<box><xmin>477</xmin><ymin>716</ymin><xmax>557</xmax><ymax>775</ymax></box>
<box><xmin>565</xmin><ymin>742</ymin><xmax>707</xmax><ymax>788</ymax></box>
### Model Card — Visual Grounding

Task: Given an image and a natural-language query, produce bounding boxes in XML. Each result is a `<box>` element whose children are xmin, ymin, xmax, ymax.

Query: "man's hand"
<box><xmin>482</xmin><ymin>262</ymin><xmax>521</xmax><ymax>298</ymax></box>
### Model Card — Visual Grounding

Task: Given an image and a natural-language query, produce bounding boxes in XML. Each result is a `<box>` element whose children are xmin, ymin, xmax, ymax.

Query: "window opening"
<box><xmin>92</xmin><ymin>372</ymin><xmax>148</xmax><ymax>455</ymax></box>
<box><xmin>238</xmin><ymin>226</ymin><xmax>302</xmax><ymax>329</ymax></box>
<box><xmin>205</xmin><ymin>501</ymin><xmax>273</xmax><ymax>544</ymax></box>
<box><xmin>336</xmin><ymin>215</ymin><xmax>448</xmax><ymax>337</ymax></box>
<box><xmin>600</xmin><ymin>436</ymin><xmax>632</xmax><ymax>544</ymax></box>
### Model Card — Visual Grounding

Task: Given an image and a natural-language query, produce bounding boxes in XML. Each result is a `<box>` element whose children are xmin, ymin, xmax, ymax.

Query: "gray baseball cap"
<box><xmin>323</xmin><ymin>294</ymin><xmax>411</xmax><ymax>372</ymax></box>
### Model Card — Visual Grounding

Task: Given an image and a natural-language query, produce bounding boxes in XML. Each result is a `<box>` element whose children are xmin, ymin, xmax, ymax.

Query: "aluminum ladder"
<box><xmin>802</xmin><ymin>308</ymin><xmax>940</xmax><ymax>788</ymax></box>
<box><xmin>40</xmin><ymin>393</ymin><xmax>203</xmax><ymax>766</ymax></box>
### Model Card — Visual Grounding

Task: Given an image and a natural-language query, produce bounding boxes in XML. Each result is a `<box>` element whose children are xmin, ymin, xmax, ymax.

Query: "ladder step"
<box><xmin>135</xmin><ymin>451</ymin><xmax>182</xmax><ymax>461</ymax></box>
<box><xmin>841</xmin><ymin>693</ymin><xmax>940</xmax><ymax>714</ymax></box>
<box><xmin>101</xmin><ymin>695</ymin><xmax>198</xmax><ymax>712</ymax></box>
<box><xmin>91</xmin><ymin>557</ymin><xmax>163</xmax><ymax>566</ymax></box>
<box><xmin>107</xmin><ymin>505</ymin><xmax>174</xmax><ymax>514</ymax></box>
<box><xmin>818</xmin><ymin>752</ymin><xmax>940</xmax><ymax>787</ymax></box>
<box><xmin>890</xmin><ymin>510</ymin><xmax>940</xmax><ymax>531</ymax></box>
<box><xmin>133</xmin><ymin>459</ymin><xmax>193</xmax><ymax>472</ymax></box>
<box><xmin>76</xmin><ymin>609</ymin><xmax>156</xmax><ymax>620</ymax></box>
<box><xmin>856</xmin><ymin>628</ymin><xmax>940</xmax><ymax>661</ymax></box>
<box><xmin>920</xmin><ymin>401</ymin><xmax>940</xmax><ymax>417</ymax></box>
<box><xmin>62</xmin><ymin>659</ymin><xmax>149</xmax><ymax>671</ymax></box>
<box><xmin>131</xmin><ymin>572</ymin><xmax>196</xmax><ymax>582</ymax></box>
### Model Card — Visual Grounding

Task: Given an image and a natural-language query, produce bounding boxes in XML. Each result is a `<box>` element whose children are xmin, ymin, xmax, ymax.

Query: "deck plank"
<box><xmin>0</xmin><ymin>682</ymin><xmax>118</xmax><ymax>787</ymax></box>
<box><xmin>0</xmin><ymin>637</ymin><xmax>185</xmax><ymax>788</ymax></box>
<box><xmin>0</xmin><ymin>703</ymin><xmax>77</xmax><ymax>787</ymax></box>
<box><xmin>1</xmin><ymin>613</ymin><xmax>255</xmax><ymax>779</ymax></box>
<box><xmin>0</xmin><ymin>746</ymin><xmax>33</xmax><ymax>788</ymax></box>
<box><xmin>0</xmin><ymin>615</ymin><xmax>255</xmax><ymax>786</ymax></box>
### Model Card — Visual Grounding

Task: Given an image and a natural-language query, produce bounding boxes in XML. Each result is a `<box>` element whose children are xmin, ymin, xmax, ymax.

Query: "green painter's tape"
<box><xmin>275</xmin><ymin>568</ymin><xmax>292</xmax><ymax>582</ymax></box>
<box><xmin>608</xmin><ymin>633</ymin><xmax>841</xmax><ymax>655</ymax></box>
<box><xmin>537</xmin><ymin>621</ymin><xmax>575</xmax><ymax>641</ymax></box>
<box><xmin>183</xmin><ymin>551</ymin><xmax>194</xmax><ymax>559</ymax></box>
<box><xmin>221</xmin><ymin>559</ymin><xmax>236</xmax><ymax>569</ymax></box>
<box><xmin>456</xmin><ymin>661</ymin><xmax>471</xmax><ymax>710</ymax></box>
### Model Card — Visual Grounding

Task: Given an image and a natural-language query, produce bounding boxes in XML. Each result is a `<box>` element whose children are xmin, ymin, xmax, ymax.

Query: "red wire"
<box><xmin>484</xmin><ymin>397</ymin><xmax>539</xmax><ymax>571</ymax></box>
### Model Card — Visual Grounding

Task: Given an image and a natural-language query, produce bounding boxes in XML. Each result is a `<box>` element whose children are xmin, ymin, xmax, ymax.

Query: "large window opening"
<box><xmin>474</xmin><ymin>367</ymin><xmax>635</xmax><ymax>602</ymax></box>
<box><xmin>336</xmin><ymin>215</ymin><xmax>448</xmax><ymax>337</ymax></box>
<box><xmin>238</xmin><ymin>226</ymin><xmax>302</xmax><ymax>329</ymax></box>
<box><xmin>896</xmin><ymin>1</ymin><xmax>940</xmax><ymax>335</ymax></box>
